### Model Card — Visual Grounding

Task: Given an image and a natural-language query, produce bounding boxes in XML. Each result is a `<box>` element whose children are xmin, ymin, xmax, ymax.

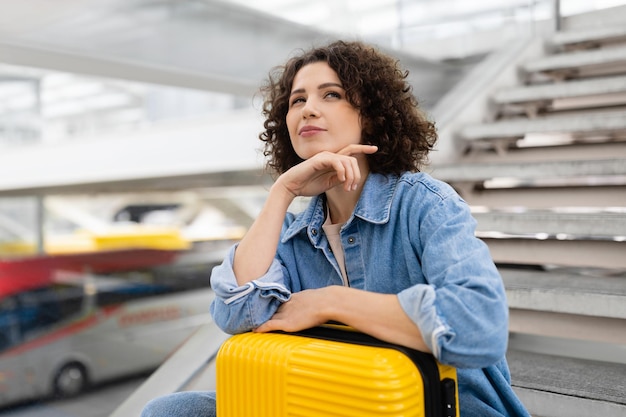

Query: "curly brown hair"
<box><xmin>259</xmin><ymin>40</ymin><xmax>437</xmax><ymax>176</ymax></box>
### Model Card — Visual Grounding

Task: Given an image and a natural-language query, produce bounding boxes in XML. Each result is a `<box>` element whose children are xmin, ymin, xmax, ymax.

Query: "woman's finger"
<box><xmin>337</xmin><ymin>158</ymin><xmax>354</xmax><ymax>191</ymax></box>
<box><xmin>337</xmin><ymin>144</ymin><xmax>378</xmax><ymax>156</ymax></box>
<box><xmin>330</xmin><ymin>157</ymin><xmax>347</xmax><ymax>183</ymax></box>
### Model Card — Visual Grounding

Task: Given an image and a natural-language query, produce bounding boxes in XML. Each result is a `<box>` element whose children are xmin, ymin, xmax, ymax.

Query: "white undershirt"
<box><xmin>322</xmin><ymin>214</ymin><xmax>349</xmax><ymax>286</ymax></box>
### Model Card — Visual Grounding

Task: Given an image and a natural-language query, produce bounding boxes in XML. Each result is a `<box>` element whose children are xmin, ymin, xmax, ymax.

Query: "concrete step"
<box><xmin>447</xmin><ymin>142</ymin><xmax>626</xmax><ymax>206</ymax></box>
<box><xmin>484</xmin><ymin>237</ymin><xmax>624</xmax><ymax>269</ymax></box>
<box><xmin>474</xmin><ymin>211</ymin><xmax>626</xmax><ymax>269</ymax></box>
<box><xmin>457</xmin><ymin>185</ymin><xmax>626</xmax><ymax>210</ymax></box>
<box><xmin>459</xmin><ymin>141</ymin><xmax>626</xmax><ymax>164</ymax></box>
<box><xmin>548</xmin><ymin>25</ymin><xmax>626</xmax><ymax>51</ymax></box>
<box><xmin>458</xmin><ymin>109</ymin><xmax>626</xmax><ymax>142</ymax></box>
<box><xmin>491</xmin><ymin>75</ymin><xmax>626</xmax><ymax>107</ymax></box>
<box><xmin>501</xmin><ymin>267</ymin><xmax>626</xmax><ymax>319</ymax></box>
<box><xmin>521</xmin><ymin>44</ymin><xmax>626</xmax><ymax>78</ymax></box>
<box><xmin>507</xmin><ymin>349</ymin><xmax>626</xmax><ymax>417</ymax></box>
<box><xmin>508</xmin><ymin>313</ymin><xmax>625</xmax><ymax>365</ymax></box>
<box><xmin>473</xmin><ymin>210</ymin><xmax>626</xmax><ymax>239</ymax></box>
<box><xmin>431</xmin><ymin>158</ymin><xmax>626</xmax><ymax>183</ymax></box>
<box><xmin>503</xmin><ymin>266</ymin><xmax>626</xmax><ymax>365</ymax></box>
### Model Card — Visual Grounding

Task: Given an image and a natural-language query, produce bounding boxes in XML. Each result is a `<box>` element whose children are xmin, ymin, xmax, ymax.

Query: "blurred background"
<box><xmin>0</xmin><ymin>1</ymin><xmax>624</xmax><ymax>416</ymax></box>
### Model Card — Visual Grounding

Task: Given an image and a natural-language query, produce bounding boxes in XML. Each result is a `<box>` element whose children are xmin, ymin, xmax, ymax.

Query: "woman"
<box><xmin>142</xmin><ymin>40</ymin><xmax>530</xmax><ymax>417</ymax></box>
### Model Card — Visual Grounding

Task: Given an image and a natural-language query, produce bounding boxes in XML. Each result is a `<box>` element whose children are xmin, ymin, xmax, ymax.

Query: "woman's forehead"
<box><xmin>291</xmin><ymin>62</ymin><xmax>341</xmax><ymax>89</ymax></box>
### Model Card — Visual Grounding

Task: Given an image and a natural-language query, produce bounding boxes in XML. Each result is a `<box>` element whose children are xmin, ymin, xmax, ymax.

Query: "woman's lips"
<box><xmin>299</xmin><ymin>126</ymin><xmax>325</xmax><ymax>137</ymax></box>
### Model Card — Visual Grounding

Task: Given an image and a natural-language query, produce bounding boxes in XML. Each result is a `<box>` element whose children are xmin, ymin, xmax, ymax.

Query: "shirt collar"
<box><xmin>282</xmin><ymin>172</ymin><xmax>398</xmax><ymax>244</ymax></box>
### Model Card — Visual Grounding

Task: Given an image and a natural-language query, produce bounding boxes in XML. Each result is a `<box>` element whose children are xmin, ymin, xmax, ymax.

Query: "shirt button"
<box><xmin>311</xmin><ymin>229</ymin><xmax>318</xmax><ymax>236</ymax></box>
<box><xmin>347</xmin><ymin>237</ymin><xmax>355</xmax><ymax>244</ymax></box>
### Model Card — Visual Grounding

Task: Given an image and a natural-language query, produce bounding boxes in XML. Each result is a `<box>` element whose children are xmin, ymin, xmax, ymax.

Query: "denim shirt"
<box><xmin>210</xmin><ymin>172</ymin><xmax>530</xmax><ymax>417</ymax></box>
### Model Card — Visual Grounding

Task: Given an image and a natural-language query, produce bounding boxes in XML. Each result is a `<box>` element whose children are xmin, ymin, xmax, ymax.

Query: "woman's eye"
<box><xmin>325</xmin><ymin>91</ymin><xmax>341</xmax><ymax>99</ymax></box>
<box><xmin>291</xmin><ymin>97</ymin><xmax>305</xmax><ymax>106</ymax></box>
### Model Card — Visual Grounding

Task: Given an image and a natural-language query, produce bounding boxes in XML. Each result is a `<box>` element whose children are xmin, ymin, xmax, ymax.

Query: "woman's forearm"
<box><xmin>324</xmin><ymin>286</ymin><xmax>430</xmax><ymax>352</ymax></box>
<box><xmin>232</xmin><ymin>182</ymin><xmax>295</xmax><ymax>285</ymax></box>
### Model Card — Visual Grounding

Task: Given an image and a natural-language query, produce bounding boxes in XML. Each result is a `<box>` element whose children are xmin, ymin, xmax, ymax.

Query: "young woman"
<box><xmin>141</xmin><ymin>40</ymin><xmax>530</xmax><ymax>417</ymax></box>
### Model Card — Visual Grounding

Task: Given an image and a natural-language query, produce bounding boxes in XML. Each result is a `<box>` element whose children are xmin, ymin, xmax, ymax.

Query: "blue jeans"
<box><xmin>141</xmin><ymin>391</ymin><xmax>216</xmax><ymax>417</ymax></box>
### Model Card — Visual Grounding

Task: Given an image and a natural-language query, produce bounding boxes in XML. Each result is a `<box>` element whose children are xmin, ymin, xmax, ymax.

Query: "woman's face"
<box><xmin>286</xmin><ymin>62</ymin><xmax>362</xmax><ymax>160</ymax></box>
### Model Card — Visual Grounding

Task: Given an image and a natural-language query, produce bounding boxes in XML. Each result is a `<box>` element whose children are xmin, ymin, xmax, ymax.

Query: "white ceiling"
<box><xmin>0</xmin><ymin>0</ymin><xmax>624</xmax><ymax>187</ymax></box>
<box><xmin>0</xmin><ymin>0</ymin><xmax>469</xmax><ymax>148</ymax></box>
<box><xmin>1</xmin><ymin>0</ymin><xmax>624</xmax><ymax>90</ymax></box>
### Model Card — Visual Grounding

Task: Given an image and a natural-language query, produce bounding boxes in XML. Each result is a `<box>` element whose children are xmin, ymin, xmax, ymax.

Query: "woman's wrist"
<box><xmin>269</xmin><ymin>179</ymin><xmax>298</xmax><ymax>206</ymax></box>
<box><xmin>319</xmin><ymin>285</ymin><xmax>344</xmax><ymax>323</ymax></box>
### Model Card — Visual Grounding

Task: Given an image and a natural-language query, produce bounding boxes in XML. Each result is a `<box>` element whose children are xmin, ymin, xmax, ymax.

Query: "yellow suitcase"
<box><xmin>216</xmin><ymin>324</ymin><xmax>459</xmax><ymax>417</ymax></box>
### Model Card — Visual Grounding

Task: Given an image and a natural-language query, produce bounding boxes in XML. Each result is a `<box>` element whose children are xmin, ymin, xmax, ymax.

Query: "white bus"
<box><xmin>0</xmin><ymin>242</ymin><xmax>229</xmax><ymax>408</ymax></box>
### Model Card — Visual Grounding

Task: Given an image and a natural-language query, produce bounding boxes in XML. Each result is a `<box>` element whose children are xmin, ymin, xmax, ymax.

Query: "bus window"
<box><xmin>95</xmin><ymin>258</ymin><xmax>218</xmax><ymax>306</ymax></box>
<box><xmin>151</xmin><ymin>261</ymin><xmax>216</xmax><ymax>292</ymax></box>
<box><xmin>15</xmin><ymin>285</ymin><xmax>84</xmax><ymax>340</ymax></box>
<box><xmin>95</xmin><ymin>273</ymin><xmax>171</xmax><ymax>307</ymax></box>
<box><xmin>0</xmin><ymin>297</ymin><xmax>19</xmax><ymax>352</ymax></box>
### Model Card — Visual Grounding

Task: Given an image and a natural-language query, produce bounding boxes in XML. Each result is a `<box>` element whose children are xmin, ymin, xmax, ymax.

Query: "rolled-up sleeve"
<box><xmin>210</xmin><ymin>245</ymin><xmax>292</xmax><ymax>334</ymax></box>
<box><xmin>397</xmin><ymin>283</ymin><xmax>453</xmax><ymax>360</ymax></box>
<box><xmin>399</xmin><ymin>192</ymin><xmax>509</xmax><ymax>369</ymax></box>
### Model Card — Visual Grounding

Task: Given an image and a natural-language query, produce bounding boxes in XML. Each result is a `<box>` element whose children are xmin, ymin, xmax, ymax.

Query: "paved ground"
<box><xmin>0</xmin><ymin>375</ymin><xmax>147</xmax><ymax>417</ymax></box>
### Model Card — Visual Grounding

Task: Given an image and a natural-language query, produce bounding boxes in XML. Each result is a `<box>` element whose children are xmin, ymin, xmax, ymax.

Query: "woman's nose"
<box><xmin>302</xmin><ymin>100</ymin><xmax>319</xmax><ymax>118</ymax></box>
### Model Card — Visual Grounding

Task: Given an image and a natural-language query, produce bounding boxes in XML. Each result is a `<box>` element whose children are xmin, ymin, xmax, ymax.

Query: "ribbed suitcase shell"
<box><xmin>216</xmin><ymin>326</ymin><xmax>458</xmax><ymax>417</ymax></box>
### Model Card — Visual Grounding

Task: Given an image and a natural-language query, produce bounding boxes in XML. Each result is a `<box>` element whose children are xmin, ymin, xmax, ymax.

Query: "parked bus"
<box><xmin>0</xmin><ymin>237</ymin><xmax>234</xmax><ymax>408</ymax></box>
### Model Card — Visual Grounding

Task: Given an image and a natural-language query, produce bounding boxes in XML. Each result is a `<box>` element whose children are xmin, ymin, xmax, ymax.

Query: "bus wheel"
<box><xmin>53</xmin><ymin>362</ymin><xmax>88</xmax><ymax>398</ymax></box>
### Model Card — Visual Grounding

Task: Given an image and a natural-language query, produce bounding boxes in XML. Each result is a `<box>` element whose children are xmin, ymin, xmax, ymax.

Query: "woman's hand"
<box><xmin>253</xmin><ymin>288</ymin><xmax>331</xmax><ymax>333</ymax></box>
<box><xmin>275</xmin><ymin>144</ymin><xmax>378</xmax><ymax>198</ymax></box>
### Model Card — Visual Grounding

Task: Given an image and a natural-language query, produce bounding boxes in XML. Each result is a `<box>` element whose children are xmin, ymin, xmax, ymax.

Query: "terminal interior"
<box><xmin>0</xmin><ymin>1</ymin><xmax>625</xmax><ymax>416</ymax></box>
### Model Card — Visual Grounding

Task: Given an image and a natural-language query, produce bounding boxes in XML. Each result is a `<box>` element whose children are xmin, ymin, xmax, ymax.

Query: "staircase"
<box><xmin>431</xmin><ymin>23</ymin><xmax>626</xmax><ymax>417</ymax></box>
